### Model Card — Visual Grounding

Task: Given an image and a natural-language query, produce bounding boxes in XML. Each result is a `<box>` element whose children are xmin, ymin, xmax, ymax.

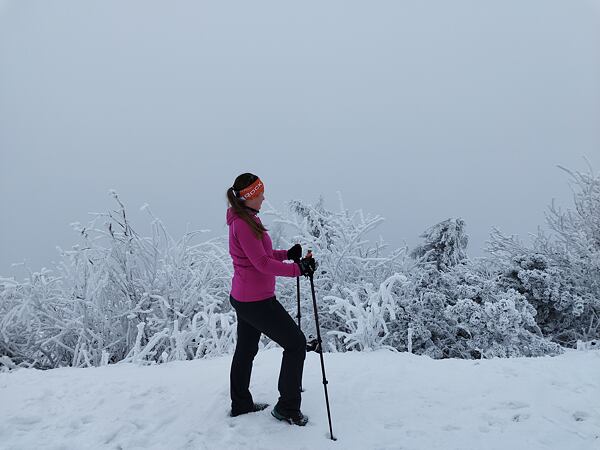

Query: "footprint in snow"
<box><xmin>8</xmin><ymin>416</ymin><xmax>42</xmax><ymax>426</ymax></box>
<box><xmin>81</xmin><ymin>415</ymin><xmax>94</xmax><ymax>424</ymax></box>
<box><xmin>512</xmin><ymin>413</ymin><xmax>530</xmax><ymax>422</ymax></box>
<box><xmin>491</xmin><ymin>401</ymin><xmax>529</xmax><ymax>411</ymax></box>
<box><xmin>573</xmin><ymin>411</ymin><xmax>589</xmax><ymax>422</ymax></box>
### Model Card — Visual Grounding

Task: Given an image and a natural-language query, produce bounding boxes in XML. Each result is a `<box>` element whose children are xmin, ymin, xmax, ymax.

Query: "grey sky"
<box><xmin>1</xmin><ymin>0</ymin><xmax>599</xmax><ymax>278</ymax></box>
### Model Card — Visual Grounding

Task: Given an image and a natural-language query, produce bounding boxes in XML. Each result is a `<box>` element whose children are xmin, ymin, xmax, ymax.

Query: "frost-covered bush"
<box><xmin>264</xmin><ymin>195</ymin><xmax>407</xmax><ymax>343</ymax></box>
<box><xmin>394</xmin><ymin>259</ymin><xmax>561</xmax><ymax>359</ymax></box>
<box><xmin>442</xmin><ymin>274</ymin><xmax>561</xmax><ymax>358</ymax></box>
<box><xmin>488</xmin><ymin>166</ymin><xmax>600</xmax><ymax>347</ymax></box>
<box><xmin>314</xmin><ymin>214</ymin><xmax>560</xmax><ymax>359</ymax></box>
<box><xmin>325</xmin><ymin>274</ymin><xmax>409</xmax><ymax>352</ymax></box>
<box><xmin>0</xmin><ymin>192</ymin><xmax>236</xmax><ymax>369</ymax></box>
<box><xmin>397</xmin><ymin>218</ymin><xmax>560</xmax><ymax>358</ymax></box>
<box><xmin>0</xmin><ymin>270</ymin><xmax>69</xmax><ymax>369</ymax></box>
<box><xmin>268</xmin><ymin>195</ymin><xmax>406</xmax><ymax>289</ymax></box>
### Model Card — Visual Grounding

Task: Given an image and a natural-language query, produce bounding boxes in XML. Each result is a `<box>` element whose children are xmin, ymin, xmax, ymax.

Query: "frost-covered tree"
<box><xmin>410</xmin><ymin>218</ymin><xmax>468</xmax><ymax>271</ymax></box>
<box><xmin>394</xmin><ymin>218</ymin><xmax>472</xmax><ymax>358</ymax></box>
<box><xmin>488</xmin><ymin>165</ymin><xmax>600</xmax><ymax>346</ymax></box>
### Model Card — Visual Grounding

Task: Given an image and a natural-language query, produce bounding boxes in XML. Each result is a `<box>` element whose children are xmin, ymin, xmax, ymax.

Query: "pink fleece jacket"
<box><xmin>227</xmin><ymin>207</ymin><xmax>301</xmax><ymax>302</ymax></box>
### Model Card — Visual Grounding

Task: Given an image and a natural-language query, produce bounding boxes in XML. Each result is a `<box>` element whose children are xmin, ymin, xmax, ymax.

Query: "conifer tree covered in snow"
<box><xmin>410</xmin><ymin>218</ymin><xmax>469</xmax><ymax>271</ymax></box>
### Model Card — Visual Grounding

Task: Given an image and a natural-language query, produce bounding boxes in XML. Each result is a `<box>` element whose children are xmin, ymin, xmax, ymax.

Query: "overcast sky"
<box><xmin>1</xmin><ymin>0</ymin><xmax>599</xmax><ymax>278</ymax></box>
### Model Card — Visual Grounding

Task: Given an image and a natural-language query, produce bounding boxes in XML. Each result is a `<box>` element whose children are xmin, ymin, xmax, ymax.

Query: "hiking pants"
<box><xmin>229</xmin><ymin>295</ymin><xmax>306</xmax><ymax>416</ymax></box>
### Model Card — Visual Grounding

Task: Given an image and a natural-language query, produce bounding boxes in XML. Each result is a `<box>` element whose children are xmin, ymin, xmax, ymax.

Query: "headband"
<box><xmin>235</xmin><ymin>178</ymin><xmax>264</xmax><ymax>201</ymax></box>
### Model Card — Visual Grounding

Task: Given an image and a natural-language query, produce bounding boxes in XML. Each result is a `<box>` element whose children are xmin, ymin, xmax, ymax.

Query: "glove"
<box><xmin>287</xmin><ymin>243</ymin><xmax>302</xmax><ymax>262</ymax></box>
<box><xmin>297</xmin><ymin>256</ymin><xmax>317</xmax><ymax>278</ymax></box>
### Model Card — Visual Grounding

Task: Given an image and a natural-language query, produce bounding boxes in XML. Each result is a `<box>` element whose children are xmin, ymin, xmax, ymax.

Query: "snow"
<box><xmin>1</xmin><ymin>349</ymin><xmax>599</xmax><ymax>450</ymax></box>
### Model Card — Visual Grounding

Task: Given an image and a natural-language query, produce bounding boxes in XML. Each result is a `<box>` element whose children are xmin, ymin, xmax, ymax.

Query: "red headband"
<box><xmin>238</xmin><ymin>178</ymin><xmax>264</xmax><ymax>201</ymax></box>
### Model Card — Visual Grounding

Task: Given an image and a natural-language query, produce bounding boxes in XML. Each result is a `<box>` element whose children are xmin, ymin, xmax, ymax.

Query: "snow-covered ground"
<box><xmin>1</xmin><ymin>349</ymin><xmax>598</xmax><ymax>450</ymax></box>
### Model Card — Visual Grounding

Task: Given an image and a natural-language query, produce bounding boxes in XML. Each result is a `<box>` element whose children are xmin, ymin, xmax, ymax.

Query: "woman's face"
<box><xmin>245</xmin><ymin>191</ymin><xmax>265</xmax><ymax>211</ymax></box>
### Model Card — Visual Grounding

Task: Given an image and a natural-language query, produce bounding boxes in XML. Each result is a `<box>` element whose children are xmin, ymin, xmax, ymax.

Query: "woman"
<box><xmin>226</xmin><ymin>173</ymin><xmax>314</xmax><ymax>426</ymax></box>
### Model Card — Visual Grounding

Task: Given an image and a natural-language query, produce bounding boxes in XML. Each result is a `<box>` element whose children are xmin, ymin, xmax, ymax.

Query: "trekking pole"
<box><xmin>305</xmin><ymin>252</ymin><xmax>336</xmax><ymax>441</ymax></box>
<box><xmin>295</xmin><ymin>263</ymin><xmax>301</xmax><ymax>329</ymax></box>
<box><xmin>294</xmin><ymin>257</ymin><xmax>304</xmax><ymax>392</ymax></box>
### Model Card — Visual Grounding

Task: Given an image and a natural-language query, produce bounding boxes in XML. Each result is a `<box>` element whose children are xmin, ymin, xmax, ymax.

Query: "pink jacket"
<box><xmin>227</xmin><ymin>208</ymin><xmax>301</xmax><ymax>302</ymax></box>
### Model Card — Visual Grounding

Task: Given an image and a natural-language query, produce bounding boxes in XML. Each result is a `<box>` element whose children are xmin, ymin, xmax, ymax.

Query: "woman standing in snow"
<box><xmin>226</xmin><ymin>173</ymin><xmax>314</xmax><ymax>426</ymax></box>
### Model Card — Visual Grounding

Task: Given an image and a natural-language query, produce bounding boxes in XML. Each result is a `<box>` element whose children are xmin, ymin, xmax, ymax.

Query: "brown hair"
<box><xmin>227</xmin><ymin>173</ymin><xmax>268</xmax><ymax>239</ymax></box>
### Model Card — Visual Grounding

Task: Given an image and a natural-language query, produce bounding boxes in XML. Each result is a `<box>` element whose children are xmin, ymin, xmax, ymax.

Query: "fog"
<box><xmin>1</xmin><ymin>0</ymin><xmax>599</xmax><ymax>277</ymax></box>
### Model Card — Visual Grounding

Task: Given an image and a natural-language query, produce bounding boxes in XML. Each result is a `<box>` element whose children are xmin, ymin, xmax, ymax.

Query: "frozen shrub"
<box><xmin>488</xmin><ymin>165</ymin><xmax>600</xmax><ymax>346</ymax></box>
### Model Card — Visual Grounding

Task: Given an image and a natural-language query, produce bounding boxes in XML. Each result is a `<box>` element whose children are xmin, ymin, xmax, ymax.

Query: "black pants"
<box><xmin>229</xmin><ymin>295</ymin><xmax>306</xmax><ymax>416</ymax></box>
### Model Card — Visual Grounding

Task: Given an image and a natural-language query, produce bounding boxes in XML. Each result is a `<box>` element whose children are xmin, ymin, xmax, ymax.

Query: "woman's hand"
<box><xmin>287</xmin><ymin>243</ymin><xmax>302</xmax><ymax>262</ymax></box>
<box><xmin>297</xmin><ymin>255</ymin><xmax>317</xmax><ymax>277</ymax></box>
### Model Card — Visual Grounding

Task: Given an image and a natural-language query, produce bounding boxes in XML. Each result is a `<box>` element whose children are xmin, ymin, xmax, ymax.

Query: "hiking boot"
<box><xmin>271</xmin><ymin>406</ymin><xmax>309</xmax><ymax>426</ymax></box>
<box><xmin>230</xmin><ymin>402</ymin><xmax>269</xmax><ymax>417</ymax></box>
